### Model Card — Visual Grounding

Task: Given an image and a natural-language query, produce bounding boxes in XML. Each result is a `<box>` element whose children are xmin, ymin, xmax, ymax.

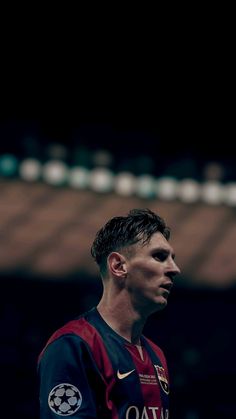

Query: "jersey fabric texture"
<box><xmin>38</xmin><ymin>307</ymin><xmax>170</xmax><ymax>419</ymax></box>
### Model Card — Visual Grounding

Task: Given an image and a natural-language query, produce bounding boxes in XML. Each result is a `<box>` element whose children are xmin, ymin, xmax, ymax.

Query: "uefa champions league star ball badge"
<box><xmin>48</xmin><ymin>383</ymin><xmax>82</xmax><ymax>416</ymax></box>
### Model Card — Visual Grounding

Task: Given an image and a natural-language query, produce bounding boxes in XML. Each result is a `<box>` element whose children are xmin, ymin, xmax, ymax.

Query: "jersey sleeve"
<box><xmin>38</xmin><ymin>334</ymin><xmax>101</xmax><ymax>418</ymax></box>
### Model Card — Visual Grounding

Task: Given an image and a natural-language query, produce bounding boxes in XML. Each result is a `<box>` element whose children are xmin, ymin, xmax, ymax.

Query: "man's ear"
<box><xmin>107</xmin><ymin>252</ymin><xmax>127</xmax><ymax>278</ymax></box>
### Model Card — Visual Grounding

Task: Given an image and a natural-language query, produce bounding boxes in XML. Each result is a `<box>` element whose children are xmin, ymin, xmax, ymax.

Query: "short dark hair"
<box><xmin>91</xmin><ymin>208</ymin><xmax>170</xmax><ymax>276</ymax></box>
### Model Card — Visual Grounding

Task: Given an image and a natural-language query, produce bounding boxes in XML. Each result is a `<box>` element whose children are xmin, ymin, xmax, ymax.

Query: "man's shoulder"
<box><xmin>49</xmin><ymin>306</ymin><xmax>98</xmax><ymax>338</ymax></box>
<box><xmin>38</xmin><ymin>307</ymin><xmax>99</xmax><ymax>362</ymax></box>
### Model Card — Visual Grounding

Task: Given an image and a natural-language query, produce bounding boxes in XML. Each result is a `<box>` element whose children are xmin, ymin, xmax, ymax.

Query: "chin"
<box><xmin>147</xmin><ymin>298</ymin><xmax>167</xmax><ymax>315</ymax></box>
<box><xmin>155</xmin><ymin>297</ymin><xmax>168</xmax><ymax>310</ymax></box>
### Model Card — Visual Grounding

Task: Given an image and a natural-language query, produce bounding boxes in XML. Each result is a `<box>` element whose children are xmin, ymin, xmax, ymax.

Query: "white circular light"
<box><xmin>177</xmin><ymin>178</ymin><xmax>201</xmax><ymax>203</ymax></box>
<box><xmin>155</xmin><ymin>177</ymin><xmax>178</xmax><ymax>200</ymax></box>
<box><xmin>19</xmin><ymin>158</ymin><xmax>42</xmax><ymax>181</ymax></box>
<box><xmin>69</xmin><ymin>167</ymin><xmax>90</xmax><ymax>189</ymax></box>
<box><xmin>201</xmin><ymin>181</ymin><xmax>224</xmax><ymax>205</ymax></box>
<box><xmin>114</xmin><ymin>172</ymin><xmax>137</xmax><ymax>196</ymax></box>
<box><xmin>136</xmin><ymin>174</ymin><xmax>156</xmax><ymax>198</ymax></box>
<box><xmin>42</xmin><ymin>160</ymin><xmax>68</xmax><ymax>186</ymax></box>
<box><xmin>89</xmin><ymin>168</ymin><xmax>114</xmax><ymax>193</ymax></box>
<box><xmin>223</xmin><ymin>183</ymin><xmax>236</xmax><ymax>206</ymax></box>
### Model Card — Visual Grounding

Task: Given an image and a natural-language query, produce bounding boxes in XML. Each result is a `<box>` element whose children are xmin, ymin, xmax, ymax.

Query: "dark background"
<box><xmin>0</xmin><ymin>16</ymin><xmax>235</xmax><ymax>418</ymax></box>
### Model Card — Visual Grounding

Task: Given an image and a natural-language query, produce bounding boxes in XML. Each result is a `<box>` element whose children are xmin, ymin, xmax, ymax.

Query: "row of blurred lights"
<box><xmin>1</xmin><ymin>154</ymin><xmax>236</xmax><ymax>206</ymax></box>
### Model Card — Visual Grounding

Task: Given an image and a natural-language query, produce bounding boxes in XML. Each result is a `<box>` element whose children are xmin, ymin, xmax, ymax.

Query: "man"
<box><xmin>38</xmin><ymin>208</ymin><xmax>180</xmax><ymax>418</ymax></box>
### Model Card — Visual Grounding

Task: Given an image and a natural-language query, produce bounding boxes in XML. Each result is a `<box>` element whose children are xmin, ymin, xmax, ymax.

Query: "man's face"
<box><xmin>124</xmin><ymin>232</ymin><xmax>180</xmax><ymax>315</ymax></box>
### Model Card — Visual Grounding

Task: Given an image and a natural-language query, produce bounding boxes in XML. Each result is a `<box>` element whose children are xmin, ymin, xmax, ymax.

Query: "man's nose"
<box><xmin>168</xmin><ymin>259</ymin><xmax>181</xmax><ymax>277</ymax></box>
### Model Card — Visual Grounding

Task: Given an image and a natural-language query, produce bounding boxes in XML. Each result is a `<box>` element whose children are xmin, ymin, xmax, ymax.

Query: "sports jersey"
<box><xmin>38</xmin><ymin>307</ymin><xmax>170</xmax><ymax>418</ymax></box>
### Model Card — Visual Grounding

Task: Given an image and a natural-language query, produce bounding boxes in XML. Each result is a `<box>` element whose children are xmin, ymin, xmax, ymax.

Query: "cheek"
<box><xmin>130</xmin><ymin>264</ymin><xmax>163</xmax><ymax>284</ymax></box>
<box><xmin>137</xmin><ymin>263</ymin><xmax>163</xmax><ymax>277</ymax></box>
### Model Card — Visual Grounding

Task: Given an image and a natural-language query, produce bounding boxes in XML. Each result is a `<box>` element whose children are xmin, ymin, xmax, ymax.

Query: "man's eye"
<box><xmin>153</xmin><ymin>253</ymin><xmax>167</xmax><ymax>261</ymax></box>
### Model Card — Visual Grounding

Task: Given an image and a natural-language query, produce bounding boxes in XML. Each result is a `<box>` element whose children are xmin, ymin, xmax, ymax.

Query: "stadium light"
<box><xmin>19</xmin><ymin>158</ymin><xmax>42</xmax><ymax>182</ymax></box>
<box><xmin>89</xmin><ymin>168</ymin><xmax>114</xmax><ymax>193</ymax></box>
<box><xmin>177</xmin><ymin>179</ymin><xmax>201</xmax><ymax>203</ymax></box>
<box><xmin>114</xmin><ymin>172</ymin><xmax>137</xmax><ymax>196</ymax></box>
<box><xmin>42</xmin><ymin>160</ymin><xmax>68</xmax><ymax>186</ymax></box>
<box><xmin>201</xmin><ymin>181</ymin><xmax>224</xmax><ymax>205</ymax></box>
<box><xmin>135</xmin><ymin>174</ymin><xmax>156</xmax><ymax>199</ymax></box>
<box><xmin>223</xmin><ymin>183</ymin><xmax>236</xmax><ymax>206</ymax></box>
<box><xmin>0</xmin><ymin>154</ymin><xmax>18</xmax><ymax>176</ymax></box>
<box><xmin>68</xmin><ymin>167</ymin><xmax>90</xmax><ymax>189</ymax></box>
<box><xmin>155</xmin><ymin>177</ymin><xmax>178</xmax><ymax>201</ymax></box>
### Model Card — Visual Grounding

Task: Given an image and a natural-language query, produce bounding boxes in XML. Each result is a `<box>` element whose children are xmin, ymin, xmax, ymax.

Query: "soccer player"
<box><xmin>38</xmin><ymin>208</ymin><xmax>180</xmax><ymax>418</ymax></box>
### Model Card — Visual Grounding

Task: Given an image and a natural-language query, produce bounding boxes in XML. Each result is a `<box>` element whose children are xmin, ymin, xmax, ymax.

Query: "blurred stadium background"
<box><xmin>0</xmin><ymin>104</ymin><xmax>235</xmax><ymax>419</ymax></box>
<box><xmin>1</xmin><ymin>5</ymin><xmax>235</xmax><ymax>417</ymax></box>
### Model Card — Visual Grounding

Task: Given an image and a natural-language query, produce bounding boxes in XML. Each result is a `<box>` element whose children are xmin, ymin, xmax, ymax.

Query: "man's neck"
<box><xmin>97</xmin><ymin>297</ymin><xmax>146</xmax><ymax>345</ymax></box>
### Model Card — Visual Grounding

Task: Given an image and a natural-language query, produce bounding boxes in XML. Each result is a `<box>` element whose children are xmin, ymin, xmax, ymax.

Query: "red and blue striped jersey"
<box><xmin>38</xmin><ymin>307</ymin><xmax>169</xmax><ymax>418</ymax></box>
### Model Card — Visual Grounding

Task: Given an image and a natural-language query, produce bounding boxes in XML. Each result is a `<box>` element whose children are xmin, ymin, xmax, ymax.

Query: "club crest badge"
<box><xmin>48</xmin><ymin>383</ymin><xmax>82</xmax><ymax>416</ymax></box>
<box><xmin>154</xmin><ymin>365</ymin><xmax>169</xmax><ymax>394</ymax></box>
